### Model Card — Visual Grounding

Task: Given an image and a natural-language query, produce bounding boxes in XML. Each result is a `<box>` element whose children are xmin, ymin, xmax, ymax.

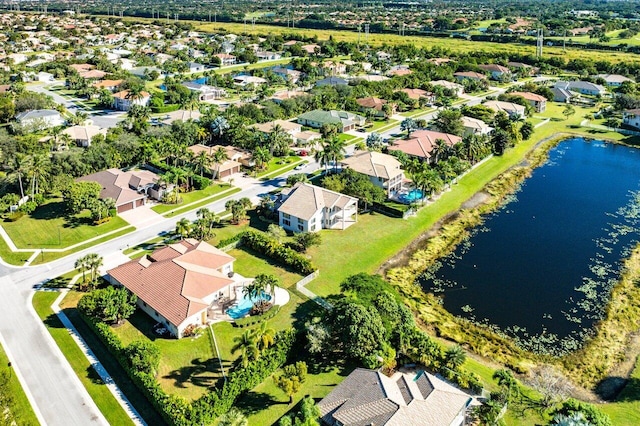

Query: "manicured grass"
<box><xmin>2</xmin><ymin>198</ymin><xmax>128</xmax><ymax>249</ymax></box>
<box><xmin>0</xmin><ymin>342</ymin><xmax>39</xmax><ymax>425</ymax></box>
<box><xmin>227</xmin><ymin>247</ymin><xmax>304</xmax><ymax>288</ymax></box>
<box><xmin>112</xmin><ymin>312</ymin><xmax>217</xmax><ymax>401</ymax></box>
<box><xmin>29</xmin><ymin>226</ymin><xmax>135</xmax><ymax>266</ymax></box>
<box><xmin>0</xmin><ymin>234</ymin><xmax>33</xmax><ymax>265</ymax></box>
<box><xmin>32</xmin><ymin>291</ymin><xmax>136</xmax><ymax>426</ymax></box>
<box><xmin>257</xmin><ymin>156</ymin><xmax>303</xmax><ymax>178</ymax></box>
<box><xmin>600</xmin><ymin>355</ymin><xmax>640</xmax><ymax>424</ymax></box>
<box><xmin>368</xmin><ymin>119</ymin><xmax>399</xmax><ymax>130</ymax></box>
<box><xmin>162</xmin><ymin>188</ymin><xmax>241</xmax><ymax>218</ymax></box>
<box><xmin>151</xmin><ymin>184</ymin><xmax>233</xmax><ymax>214</ymax></box>
<box><xmin>122</xmin><ymin>236</ymin><xmax>165</xmax><ymax>255</ymax></box>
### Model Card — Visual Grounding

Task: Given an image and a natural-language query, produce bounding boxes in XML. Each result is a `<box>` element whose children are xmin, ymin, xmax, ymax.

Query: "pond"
<box><xmin>420</xmin><ymin>138</ymin><xmax>640</xmax><ymax>355</ymax></box>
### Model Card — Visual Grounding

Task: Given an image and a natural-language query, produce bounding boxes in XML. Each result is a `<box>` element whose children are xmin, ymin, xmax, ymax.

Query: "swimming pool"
<box><xmin>227</xmin><ymin>292</ymin><xmax>272</xmax><ymax>319</ymax></box>
<box><xmin>398</xmin><ymin>189</ymin><xmax>424</xmax><ymax>204</ymax></box>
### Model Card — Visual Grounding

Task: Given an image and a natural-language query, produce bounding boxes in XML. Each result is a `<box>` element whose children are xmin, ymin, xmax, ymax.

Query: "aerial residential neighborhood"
<box><xmin>1</xmin><ymin>2</ymin><xmax>640</xmax><ymax>426</ymax></box>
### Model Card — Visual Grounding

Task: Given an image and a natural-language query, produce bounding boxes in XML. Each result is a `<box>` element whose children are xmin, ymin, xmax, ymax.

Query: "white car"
<box><xmin>294</xmin><ymin>164</ymin><xmax>305</xmax><ymax>170</ymax></box>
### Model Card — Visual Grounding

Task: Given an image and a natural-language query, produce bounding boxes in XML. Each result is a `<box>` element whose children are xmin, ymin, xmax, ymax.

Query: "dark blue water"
<box><xmin>420</xmin><ymin>138</ymin><xmax>640</xmax><ymax>354</ymax></box>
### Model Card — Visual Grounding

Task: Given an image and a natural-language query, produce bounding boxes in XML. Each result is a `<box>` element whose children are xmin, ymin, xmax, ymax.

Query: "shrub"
<box><xmin>4</xmin><ymin>211</ymin><xmax>24</xmax><ymax>222</ymax></box>
<box><xmin>242</xmin><ymin>230</ymin><xmax>316</xmax><ymax>275</ymax></box>
<box><xmin>235</xmin><ymin>305</ymin><xmax>280</xmax><ymax>327</ymax></box>
<box><xmin>125</xmin><ymin>340</ymin><xmax>161</xmax><ymax>376</ymax></box>
<box><xmin>249</xmin><ymin>301</ymin><xmax>273</xmax><ymax>316</ymax></box>
<box><xmin>18</xmin><ymin>200</ymin><xmax>37</xmax><ymax>214</ymax></box>
<box><xmin>216</xmin><ymin>232</ymin><xmax>245</xmax><ymax>250</ymax></box>
<box><xmin>192</xmin><ymin>175</ymin><xmax>211</xmax><ymax>190</ymax></box>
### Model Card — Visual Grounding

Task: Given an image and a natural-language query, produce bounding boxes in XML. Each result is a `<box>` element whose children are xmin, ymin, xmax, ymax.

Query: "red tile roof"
<box><xmin>108</xmin><ymin>239</ymin><xmax>235</xmax><ymax>328</ymax></box>
<box><xmin>388</xmin><ymin>130</ymin><xmax>461</xmax><ymax>160</ymax></box>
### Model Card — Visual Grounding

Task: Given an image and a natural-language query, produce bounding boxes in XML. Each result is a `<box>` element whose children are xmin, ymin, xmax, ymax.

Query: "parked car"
<box><xmin>294</xmin><ymin>163</ymin><xmax>305</xmax><ymax>170</ymax></box>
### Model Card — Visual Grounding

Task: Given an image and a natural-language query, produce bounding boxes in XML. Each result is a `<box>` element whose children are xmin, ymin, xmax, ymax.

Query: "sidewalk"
<box><xmin>51</xmin><ymin>290</ymin><xmax>146</xmax><ymax>426</ymax></box>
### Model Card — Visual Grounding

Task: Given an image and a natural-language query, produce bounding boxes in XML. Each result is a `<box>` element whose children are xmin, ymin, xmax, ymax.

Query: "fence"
<box><xmin>295</xmin><ymin>271</ymin><xmax>332</xmax><ymax>310</ymax></box>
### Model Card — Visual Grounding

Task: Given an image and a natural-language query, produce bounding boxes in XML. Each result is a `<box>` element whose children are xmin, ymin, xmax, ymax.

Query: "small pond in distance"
<box><xmin>420</xmin><ymin>138</ymin><xmax>640</xmax><ymax>355</ymax></box>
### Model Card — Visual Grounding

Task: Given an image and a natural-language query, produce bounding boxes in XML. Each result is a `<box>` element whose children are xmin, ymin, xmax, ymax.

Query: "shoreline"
<box><xmin>383</xmin><ymin>132</ymin><xmax>640</xmax><ymax>395</ymax></box>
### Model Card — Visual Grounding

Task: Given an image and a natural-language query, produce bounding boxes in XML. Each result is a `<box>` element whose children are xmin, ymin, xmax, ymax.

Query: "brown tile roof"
<box><xmin>388</xmin><ymin>130</ymin><xmax>461</xmax><ymax>160</ymax></box>
<box><xmin>340</xmin><ymin>151</ymin><xmax>402</xmax><ymax>180</ymax></box>
<box><xmin>454</xmin><ymin>71</ymin><xmax>487</xmax><ymax>80</ymax></box>
<box><xmin>113</xmin><ymin>90</ymin><xmax>150</xmax><ymax>100</ymax></box>
<box><xmin>76</xmin><ymin>168</ymin><xmax>156</xmax><ymax>207</ymax></box>
<box><xmin>356</xmin><ymin>97</ymin><xmax>387</xmax><ymax>111</ymax></box>
<box><xmin>93</xmin><ymin>79</ymin><xmax>123</xmax><ymax>89</ymax></box>
<box><xmin>278</xmin><ymin>183</ymin><xmax>358</xmax><ymax>221</ymax></box>
<box><xmin>108</xmin><ymin>239</ymin><xmax>235</xmax><ymax>328</ymax></box>
<box><xmin>398</xmin><ymin>88</ymin><xmax>432</xmax><ymax>100</ymax></box>
<box><xmin>510</xmin><ymin>91</ymin><xmax>547</xmax><ymax>102</ymax></box>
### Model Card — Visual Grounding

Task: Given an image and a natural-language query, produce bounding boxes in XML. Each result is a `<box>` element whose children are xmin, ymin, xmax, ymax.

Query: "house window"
<box><xmin>283</xmin><ymin>219</ymin><xmax>291</xmax><ymax>226</ymax></box>
<box><xmin>142</xmin><ymin>301</ymin><xmax>147</xmax><ymax>307</ymax></box>
<box><xmin>297</xmin><ymin>224</ymin><xmax>304</xmax><ymax>231</ymax></box>
<box><xmin>283</xmin><ymin>213</ymin><xmax>291</xmax><ymax>219</ymax></box>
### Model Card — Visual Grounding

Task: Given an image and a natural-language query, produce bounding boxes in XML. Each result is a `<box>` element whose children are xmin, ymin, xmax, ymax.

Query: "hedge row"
<box><xmin>79</xmin><ymin>309</ymin><xmax>296</xmax><ymax>425</ymax></box>
<box><xmin>234</xmin><ymin>305</ymin><xmax>281</xmax><ymax>328</ymax></box>
<box><xmin>151</xmin><ymin>103</ymin><xmax>180</xmax><ymax>113</ymax></box>
<box><xmin>216</xmin><ymin>231</ymin><xmax>245</xmax><ymax>250</ymax></box>
<box><xmin>242</xmin><ymin>230</ymin><xmax>316</xmax><ymax>275</ymax></box>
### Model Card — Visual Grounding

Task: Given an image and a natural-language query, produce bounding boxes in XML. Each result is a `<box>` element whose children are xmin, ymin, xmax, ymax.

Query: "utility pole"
<box><xmin>365</xmin><ymin>23</ymin><xmax>370</xmax><ymax>47</ymax></box>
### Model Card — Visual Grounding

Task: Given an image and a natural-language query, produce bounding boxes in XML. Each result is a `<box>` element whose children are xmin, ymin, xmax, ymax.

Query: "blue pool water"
<box><xmin>159</xmin><ymin>77</ymin><xmax>209</xmax><ymax>91</ymax></box>
<box><xmin>227</xmin><ymin>293</ymin><xmax>272</xmax><ymax>319</ymax></box>
<box><xmin>399</xmin><ymin>189</ymin><xmax>424</xmax><ymax>204</ymax></box>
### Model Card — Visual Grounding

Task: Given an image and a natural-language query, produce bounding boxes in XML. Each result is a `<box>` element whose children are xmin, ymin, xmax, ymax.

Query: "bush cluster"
<box><xmin>235</xmin><ymin>306</ymin><xmax>281</xmax><ymax>328</ymax></box>
<box><xmin>242</xmin><ymin>230</ymin><xmax>316</xmax><ymax>275</ymax></box>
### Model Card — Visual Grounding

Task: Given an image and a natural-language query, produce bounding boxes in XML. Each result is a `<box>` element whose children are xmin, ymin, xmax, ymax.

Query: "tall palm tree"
<box><xmin>193</xmin><ymin>150</ymin><xmax>213</xmax><ymax>177</ymax></box>
<box><xmin>268</xmin><ymin>124</ymin><xmax>291</xmax><ymax>157</ymax></box>
<box><xmin>9</xmin><ymin>154</ymin><xmax>30</xmax><ymax>199</ymax></box>
<box><xmin>210</xmin><ymin>116</ymin><xmax>229</xmax><ymax>141</ymax></box>
<box><xmin>444</xmin><ymin>345</ymin><xmax>466</xmax><ymax>370</ymax></box>
<box><xmin>86</xmin><ymin>253</ymin><xmax>103</xmax><ymax>288</ymax></box>
<box><xmin>254</xmin><ymin>321</ymin><xmax>275</xmax><ymax>352</ymax></box>
<box><xmin>231</xmin><ymin>329</ymin><xmax>259</xmax><ymax>368</ymax></box>
<box><xmin>28</xmin><ymin>154</ymin><xmax>50</xmax><ymax>197</ymax></box>
<box><xmin>74</xmin><ymin>255</ymin><xmax>90</xmax><ymax>284</ymax></box>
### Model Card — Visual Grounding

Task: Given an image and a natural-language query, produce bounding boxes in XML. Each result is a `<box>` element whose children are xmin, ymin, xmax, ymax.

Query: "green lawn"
<box><xmin>257</xmin><ymin>156</ymin><xmax>303</xmax><ymax>178</ymax></box>
<box><xmin>600</xmin><ymin>355</ymin><xmax>640</xmax><ymax>424</ymax></box>
<box><xmin>32</xmin><ymin>291</ymin><xmax>136</xmax><ymax>426</ymax></box>
<box><xmin>368</xmin><ymin>119</ymin><xmax>399</xmax><ymax>131</ymax></box>
<box><xmin>2</xmin><ymin>198</ymin><xmax>128</xmax><ymax>249</ymax></box>
<box><xmin>0</xmin><ymin>341</ymin><xmax>39</xmax><ymax>425</ymax></box>
<box><xmin>151</xmin><ymin>184</ymin><xmax>234</xmax><ymax>214</ymax></box>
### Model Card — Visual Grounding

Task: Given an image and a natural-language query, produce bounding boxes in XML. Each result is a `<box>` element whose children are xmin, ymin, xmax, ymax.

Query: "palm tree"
<box><xmin>28</xmin><ymin>154</ymin><xmax>50</xmax><ymax>197</ymax></box>
<box><xmin>217</xmin><ymin>408</ymin><xmax>248</xmax><ymax>426</ymax></box>
<box><xmin>493</xmin><ymin>369</ymin><xmax>518</xmax><ymax>401</ymax></box>
<box><xmin>231</xmin><ymin>329</ymin><xmax>259</xmax><ymax>368</ymax></box>
<box><xmin>85</xmin><ymin>253</ymin><xmax>103</xmax><ymax>288</ymax></box>
<box><xmin>212</xmin><ymin>147</ymin><xmax>229</xmax><ymax>179</ymax></box>
<box><xmin>444</xmin><ymin>345</ymin><xmax>466</xmax><ymax>370</ymax></box>
<box><xmin>400</xmin><ymin>118</ymin><xmax>417</xmax><ymax>138</ymax></box>
<box><xmin>431</xmin><ymin>139</ymin><xmax>449</xmax><ymax>163</ymax></box>
<box><xmin>252</xmin><ymin>146</ymin><xmax>271</xmax><ymax>171</ymax></box>
<box><xmin>314</xmin><ymin>143</ymin><xmax>333</xmax><ymax>173</ymax></box>
<box><xmin>210</xmin><ymin>116</ymin><xmax>229</xmax><ymax>141</ymax></box>
<box><xmin>9</xmin><ymin>154</ymin><xmax>30</xmax><ymax>199</ymax></box>
<box><xmin>254</xmin><ymin>321</ymin><xmax>275</xmax><ymax>352</ymax></box>
<box><xmin>74</xmin><ymin>255</ymin><xmax>90</xmax><ymax>285</ymax></box>
<box><xmin>175</xmin><ymin>218</ymin><xmax>191</xmax><ymax>239</ymax></box>
<box><xmin>193</xmin><ymin>151</ymin><xmax>212</xmax><ymax>177</ymax></box>
<box><xmin>269</xmin><ymin>124</ymin><xmax>291</xmax><ymax>157</ymax></box>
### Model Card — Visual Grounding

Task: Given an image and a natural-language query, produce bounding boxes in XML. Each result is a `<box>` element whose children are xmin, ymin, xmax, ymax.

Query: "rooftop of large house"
<box><xmin>340</xmin><ymin>150</ymin><xmax>402</xmax><ymax>180</ymax></box>
<box><xmin>77</xmin><ymin>168</ymin><xmax>156</xmax><ymax>206</ymax></box>
<box><xmin>318</xmin><ymin>368</ymin><xmax>478</xmax><ymax>426</ymax></box>
<box><xmin>278</xmin><ymin>183</ymin><xmax>357</xmax><ymax>221</ymax></box>
<box><xmin>510</xmin><ymin>91</ymin><xmax>547</xmax><ymax>102</ymax></box>
<box><xmin>108</xmin><ymin>239</ymin><xmax>235</xmax><ymax>327</ymax></box>
<box><xmin>484</xmin><ymin>100</ymin><xmax>526</xmax><ymax>116</ymax></box>
<box><xmin>388</xmin><ymin>130</ymin><xmax>462</xmax><ymax>161</ymax></box>
<box><xmin>356</xmin><ymin>97</ymin><xmax>387</xmax><ymax>111</ymax></box>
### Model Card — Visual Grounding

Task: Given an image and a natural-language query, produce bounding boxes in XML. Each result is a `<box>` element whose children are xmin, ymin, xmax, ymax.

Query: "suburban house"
<box><xmin>478</xmin><ymin>64</ymin><xmax>512</xmax><ymax>80</ymax></box>
<box><xmin>510</xmin><ymin>91</ymin><xmax>547</xmax><ymax>113</ymax></box>
<box><xmin>297</xmin><ymin>110</ymin><xmax>366</xmax><ymax>132</ymax></box>
<box><xmin>301</xmin><ymin>44</ymin><xmax>320</xmax><ymax>54</ymax></box>
<box><xmin>484</xmin><ymin>100</ymin><xmax>526</xmax><ymax>118</ymax></box>
<box><xmin>398</xmin><ymin>88</ymin><xmax>436</xmax><ymax>104</ymax></box>
<box><xmin>507</xmin><ymin>61</ymin><xmax>538</xmax><ymax>76</ymax></box>
<box><xmin>623</xmin><ymin>109</ymin><xmax>640</xmax><ymax>130</ymax></box>
<box><xmin>93</xmin><ymin>79</ymin><xmax>123</xmax><ymax>92</ymax></box>
<box><xmin>388</xmin><ymin>130</ymin><xmax>462</xmax><ymax>163</ymax></box>
<box><xmin>270</xmin><ymin>90</ymin><xmax>308</xmax><ymax>103</ymax></box>
<box><xmin>77</xmin><ymin>168</ymin><xmax>164</xmax><ymax>213</ymax></box>
<box><xmin>356</xmin><ymin>97</ymin><xmax>392</xmax><ymax>118</ymax></box>
<box><xmin>62</xmin><ymin>124</ymin><xmax>107</xmax><ymax>147</ymax></box>
<box><xmin>187</xmin><ymin>144</ymin><xmax>253</xmax><ymax>177</ymax></box>
<box><xmin>187</xmin><ymin>62</ymin><xmax>205</xmax><ymax>73</ymax></box>
<box><xmin>256</xmin><ymin>51</ymin><xmax>282</xmax><ymax>61</ymax></box>
<box><xmin>15</xmin><ymin>109</ymin><xmax>64</xmax><ymax>130</ymax></box>
<box><xmin>462</xmin><ymin>116</ymin><xmax>492</xmax><ymax>136</ymax></box>
<box><xmin>161</xmin><ymin>109</ymin><xmax>202</xmax><ymax>126</ymax></box>
<box><xmin>430</xmin><ymin>80</ymin><xmax>464</xmax><ymax>96</ymax></box>
<box><xmin>552</xmin><ymin>87</ymin><xmax>572</xmax><ymax>103</ymax></box>
<box><xmin>554</xmin><ymin>80</ymin><xmax>606</xmax><ymax>96</ymax></box>
<box><xmin>278</xmin><ymin>183</ymin><xmax>358</xmax><ymax>232</ymax></box>
<box><xmin>214</xmin><ymin>53</ymin><xmax>236</xmax><ymax>66</ymax></box>
<box><xmin>453</xmin><ymin>71</ymin><xmax>488</xmax><ymax>82</ymax></box>
<box><xmin>233</xmin><ymin>75</ymin><xmax>267</xmax><ymax>87</ymax></box>
<box><xmin>112</xmin><ymin>90</ymin><xmax>151</xmax><ymax>111</ymax></box>
<box><xmin>182</xmin><ymin>82</ymin><xmax>227</xmax><ymax>101</ymax></box>
<box><xmin>318</xmin><ymin>368</ymin><xmax>479</xmax><ymax>426</ymax></box>
<box><xmin>107</xmin><ymin>239</ymin><xmax>236</xmax><ymax>338</ymax></box>
<box><xmin>315</xmin><ymin>76</ymin><xmax>348</xmax><ymax>87</ymax></box>
<box><xmin>251</xmin><ymin>119</ymin><xmax>302</xmax><ymax>139</ymax></box>
<box><xmin>271</xmin><ymin>67</ymin><xmax>302</xmax><ymax>83</ymax></box>
<box><xmin>595</xmin><ymin>74</ymin><xmax>633</xmax><ymax>87</ymax></box>
<box><xmin>340</xmin><ymin>151</ymin><xmax>404</xmax><ymax>198</ymax></box>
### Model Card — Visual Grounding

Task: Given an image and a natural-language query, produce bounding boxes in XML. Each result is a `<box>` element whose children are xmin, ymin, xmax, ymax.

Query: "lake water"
<box><xmin>420</xmin><ymin>138</ymin><xmax>640</xmax><ymax>355</ymax></box>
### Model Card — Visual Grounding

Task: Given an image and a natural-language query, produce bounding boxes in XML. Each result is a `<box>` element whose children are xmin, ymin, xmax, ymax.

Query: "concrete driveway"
<box><xmin>118</xmin><ymin>205</ymin><xmax>166</xmax><ymax>229</ymax></box>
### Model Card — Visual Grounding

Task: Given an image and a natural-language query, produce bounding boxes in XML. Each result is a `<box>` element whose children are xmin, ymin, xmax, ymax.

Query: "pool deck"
<box><xmin>208</xmin><ymin>284</ymin><xmax>290</xmax><ymax>324</ymax></box>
